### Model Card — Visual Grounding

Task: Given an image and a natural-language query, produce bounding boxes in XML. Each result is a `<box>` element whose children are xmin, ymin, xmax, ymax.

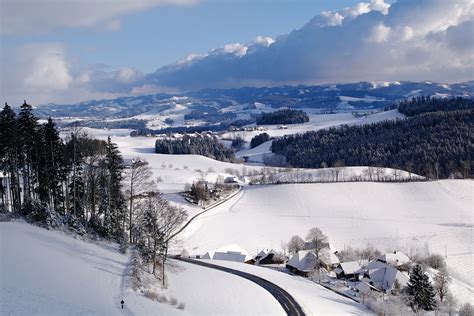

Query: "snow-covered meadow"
<box><xmin>0</xmin><ymin>222</ymin><xmax>285</xmax><ymax>315</ymax></box>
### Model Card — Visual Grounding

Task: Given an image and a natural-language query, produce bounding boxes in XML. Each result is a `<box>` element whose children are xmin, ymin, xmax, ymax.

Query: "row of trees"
<box><xmin>398</xmin><ymin>96</ymin><xmax>473</xmax><ymax>117</ymax></box>
<box><xmin>271</xmin><ymin>108</ymin><xmax>472</xmax><ymax>179</ymax></box>
<box><xmin>0</xmin><ymin>102</ymin><xmax>126</xmax><ymax>239</ymax></box>
<box><xmin>155</xmin><ymin>134</ymin><xmax>235</xmax><ymax>162</ymax></box>
<box><xmin>250</xmin><ymin>132</ymin><xmax>270</xmax><ymax>148</ymax></box>
<box><xmin>256</xmin><ymin>109</ymin><xmax>309</xmax><ymax>125</ymax></box>
<box><xmin>0</xmin><ymin>102</ymin><xmax>187</xmax><ymax>284</ymax></box>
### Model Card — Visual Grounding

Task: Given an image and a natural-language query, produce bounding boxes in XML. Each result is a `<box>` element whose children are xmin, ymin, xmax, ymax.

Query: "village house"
<box><xmin>255</xmin><ymin>249</ymin><xmax>285</xmax><ymax>265</ymax></box>
<box><xmin>202</xmin><ymin>244</ymin><xmax>255</xmax><ymax>264</ymax></box>
<box><xmin>376</xmin><ymin>251</ymin><xmax>410</xmax><ymax>267</ymax></box>
<box><xmin>333</xmin><ymin>261</ymin><xmax>362</xmax><ymax>280</ymax></box>
<box><xmin>286</xmin><ymin>247</ymin><xmax>340</xmax><ymax>276</ymax></box>
<box><xmin>360</xmin><ymin>260</ymin><xmax>410</xmax><ymax>291</ymax></box>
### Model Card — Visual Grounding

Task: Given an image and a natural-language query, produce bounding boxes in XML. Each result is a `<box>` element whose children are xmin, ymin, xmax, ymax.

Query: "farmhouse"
<box><xmin>376</xmin><ymin>251</ymin><xmax>410</xmax><ymax>267</ymax></box>
<box><xmin>286</xmin><ymin>250</ymin><xmax>317</xmax><ymax>276</ymax></box>
<box><xmin>286</xmin><ymin>248</ymin><xmax>340</xmax><ymax>276</ymax></box>
<box><xmin>333</xmin><ymin>261</ymin><xmax>362</xmax><ymax>280</ymax></box>
<box><xmin>255</xmin><ymin>249</ymin><xmax>284</xmax><ymax>265</ymax></box>
<box><xmin>363</xmin><ymin>262</ymin><xmax>409</xmax><ymax>291</ymax></box>
<box><xmin>202</xmin><ymin>244</ymin><xmax>254</xmax><ymax>263</ymax></box>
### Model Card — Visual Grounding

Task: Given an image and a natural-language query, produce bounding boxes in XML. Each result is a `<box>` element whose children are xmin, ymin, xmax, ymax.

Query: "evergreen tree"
<box><xmin>66</xmin><ymin>131</ymin><xmax>85</xmax><ymax>218</ymax></box>
<box><xmin>405</xmin><ymin>264</ymin><xmax>437</xmax><ymax>312</ymax></box>
<box><xmin>17</xmin><ymin>100</ymin><xmax>40</xmax><ymax>205</ymax></box>
<box><xmin>38</xmin><ymin>118</ymin><xmax>65</xmax><ymax>211</ymax></box>
<box><xmin>104</xmin><ymin>137</ymin><xmax>126</xmax><ymax>240</ymax></box>
<box><xmin>0</xmin><ymin>103</ymin><xmax>21</xmax><ymax>211</ymax></box>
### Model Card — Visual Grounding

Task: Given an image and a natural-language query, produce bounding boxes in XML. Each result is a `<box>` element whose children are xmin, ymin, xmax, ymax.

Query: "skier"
<box><xmin>121</xmin><ymin>300</ymin><xmax>124</xmax><ymax>309</ymax></box>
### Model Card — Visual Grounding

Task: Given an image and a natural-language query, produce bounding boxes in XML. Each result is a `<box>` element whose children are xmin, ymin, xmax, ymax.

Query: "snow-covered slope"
<box><xmin>0</xmin><ymin>222</ymin><xmax>286</xmax><ymax>315</ymax></box>
<box><xmin>182</xmin><ymin>181</ymin><xmax>473</xmax><ymax>288</ymax></box>
<box><xmin>225</xmin><ymin>110</ymin><xmax>405</xmax><ymax>143</ymax></box>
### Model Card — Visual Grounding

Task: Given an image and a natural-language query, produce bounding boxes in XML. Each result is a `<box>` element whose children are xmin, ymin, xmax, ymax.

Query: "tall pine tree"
<box><xmin>405</xmin><ymin>264</ymin><xmax>437</xmax><ymax>312</ymax></box>
<box><xmin>39</xmin><ymin>118</ymin><xmax>66</xmax><ymax>212</ymax></box>
<box><xmin>17</xmin><ymin>100</ymin><xmax>40</xmax><ymax>206</ymax></box>
<box><xmin>104</xmin><ymin>137</ymin><xmax>126</xmax><ymax>240</ymax></box>
<box><xmin>0</xmin><ymin>103</ymin><xmax>21</xmax><ymax>211</ymax></box>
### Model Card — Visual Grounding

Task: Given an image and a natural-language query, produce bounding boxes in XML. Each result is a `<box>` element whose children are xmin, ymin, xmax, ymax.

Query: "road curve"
<box><xmin>175</xmin><ymin>257</ymin><xmax>305</xmax><ymax>316</ymax></box>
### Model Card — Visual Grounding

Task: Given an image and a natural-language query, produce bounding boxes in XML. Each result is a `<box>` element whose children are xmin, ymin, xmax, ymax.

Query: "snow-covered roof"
<box><xmin>202</xmin><ymin>244</ymin><xmax>253</xmax><ymax>263</ymax></box>
<box><xmin>287</xmin><ymin>250</ymin><xmax>317</xmax><ymax>272</ymax></box>
<box><xmin>319</xmin><ymin>248</ymin><xmax>340</xmax><ymax>266</ymax></box>
<box><xmin>356</xmin><ymin>279</ymin><xmax>380</xmax><ymax>294</ymax></box>
<box><xmin>256</xmin><ymin>248</ymin><xmax>270</xmax><ymax>259</ymax></box>
<box><xmin>366</xmin><ymin>261</ymin><xmax>388</xmax><ymax>270</ymax></box>
<box><xmin>368</xmin><ymin>265</ymin><xmax>409</xmax><ymax>290</ymax></box>
<box><xmin>287</xmin><ymin>248</ymin><xmax>339</xmax><ymax>272</ymax></box>
<box><xmin>377</xmin><ymin>251</ymin><xmax>411</xmax><ymax>267</ymax></box>
<box><xmin>256</xmin><ymin>249</ymin><xmax>277</xmax><ymax>263</ymax></box>
<box><xmin>339</xmin><ymin>261</ymin><xmax>362</xmax><ymax>275</ymax></box>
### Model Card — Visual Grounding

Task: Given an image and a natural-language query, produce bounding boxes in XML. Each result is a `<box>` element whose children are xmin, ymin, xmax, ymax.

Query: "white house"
<box><xmin>286</xmin><ymin>248</ymin><xmax>340</xmax><ymax>276</ymax></box>
<box><xmin>202</xmin><ymin>244</ymin><xmax>254</xmax><ymax>263</ymax></box>
<box><xmin>286</xmin><ymin>250</ymin><xmax>317</xmax><ymax>276</ymax></box>
<box><xmin>255</xmin><ymin>249</ymin><xmax>283</xmax><ymax>265</ymax></box>
<box><xmin>365</xmin><ymin>262</ymin><xmax>409</xmax><ymax>291</ymax></box>
<box><xmin>376</xmin><ymin>251</ymin><xmax>411</xmax><ymax>267</ymax></box>
<box><xmin>334</xmin><ymin>261</ymin><xmax>362</xmax><ymax>280</ymax></box>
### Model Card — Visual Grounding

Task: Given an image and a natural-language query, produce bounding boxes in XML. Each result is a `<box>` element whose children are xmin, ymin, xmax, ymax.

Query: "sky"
<box><xmin>1</xmin><ymin>0</ymin><xmax>472</xmax><ymax>105</ymax></box>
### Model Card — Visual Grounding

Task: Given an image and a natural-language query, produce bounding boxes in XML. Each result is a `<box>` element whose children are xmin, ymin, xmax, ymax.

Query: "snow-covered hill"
<box><xmin>0</xmin><ymin>222</ymin><xmax>287</xmax><ymax>315</ymax></box>
<box><xmin>182</xmin><ymin>181</ymin><xmax>473</xmax><ymax>289</ymax></box>
<box><xmin>35</xmin><ymin>81</ymin><xmax>473</xmax><ymax>129</ymax></box>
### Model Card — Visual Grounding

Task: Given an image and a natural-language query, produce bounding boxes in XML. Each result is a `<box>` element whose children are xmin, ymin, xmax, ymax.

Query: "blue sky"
<box><xmin>2</xmin><ymin>0</ymin><xmax>364</xmax><ymax>72</ymax></box>
<box><xmin>1</xmin><ymin>0</ymin><xmax>472</xmax><ymax>104</ymax></box>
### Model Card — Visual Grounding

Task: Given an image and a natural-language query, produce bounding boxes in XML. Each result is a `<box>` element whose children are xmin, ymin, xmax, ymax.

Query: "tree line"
<box><xmin>256</xmin><ymin>109</ymin><xmax>309</xmax><ymax>125</ymax></box>
<box><xmin>271</xmin><ymin>103</ymin><xmax>472</xmax><ymax>179</ymax></box>
<box><xmin>0</xmin><ymin>101</ymin><xmax>128</xmax><ymax>239</ymax></box>
<box><xmin>398</xmin><ymin>96</ymin><xmax>474</xmax><ymax>116</ymax></box>
<box><xmin>155</xmin><ymin>134</ymin><xmax>235</xmax><ymax>161</ymax></box>
<box><xmin>0</xmin><ymin>101</ymin><xmax>187</xmax><ymax>283</ymax></box>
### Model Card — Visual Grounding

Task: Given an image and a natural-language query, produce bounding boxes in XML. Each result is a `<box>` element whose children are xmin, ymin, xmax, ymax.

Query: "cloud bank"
<box><xmin>146</xmin><ymin>0</ymin><xmax>474</xmax><ymax>91</ymax></box>
<box><xmin>1</xmin><ymin>0</ymin><xmax>473</xmax><ymax>104</ymax></box>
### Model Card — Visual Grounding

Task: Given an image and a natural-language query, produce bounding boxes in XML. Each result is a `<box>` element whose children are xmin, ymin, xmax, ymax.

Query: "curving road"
<box><xmin>176</xmin><ymin>257</ymin><xmax>305</xmax><ymax>316</ymax></box>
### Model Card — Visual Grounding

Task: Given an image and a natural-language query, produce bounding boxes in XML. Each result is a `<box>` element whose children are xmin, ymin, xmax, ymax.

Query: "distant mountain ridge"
<box><xmin>35</xmin><ymin>81</ymin><xmax>474</xmax><ymax>119</ymax></box>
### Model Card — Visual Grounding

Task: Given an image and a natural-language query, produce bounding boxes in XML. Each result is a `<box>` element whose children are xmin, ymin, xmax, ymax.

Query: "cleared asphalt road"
<box><xmin>175</xmin><ymin>257</ymin><xmax>305</xmax><ymax>316</ymax></box>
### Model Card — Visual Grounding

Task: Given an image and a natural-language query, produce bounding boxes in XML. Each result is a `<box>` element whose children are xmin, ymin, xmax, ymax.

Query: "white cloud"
<box><xmin>368</xmin><ymin>23</ymin><xmax>391</xmax><ymax>43</ymax></box>
<box><xmin>222</xmin><ymin>43</ymin><xmax>248</xmax><ymax>57</ymax></box>
<box><xmin>146</xmin><ymin>0</ymin><xmax>473</xmax><ymax>91</ymax></box>
<box><xmin>0</xmin><ymin>43</ymin><xmax>144</xmax><ymax>104</ymax></box>
<box><xmin>2</xmin><ymin>0</ymin><xmax>473</xmax><ymax>104</ymax></box>
<box><xmin>1</xmin><ymin>0</ymin><xmax>197</xmax><ymax>35</ymax></box>
<box><xmin>401</xmin><ymin>26</ymin><xmax>414</xmax><ymax>41</ymax></box>
<box><xmin>23</xmin><ymin>44</ymin><xmax>73</xmax><ymax>90</ymax></box>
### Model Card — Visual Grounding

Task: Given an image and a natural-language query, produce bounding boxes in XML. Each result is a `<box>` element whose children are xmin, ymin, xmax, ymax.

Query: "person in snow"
<box><xmin>121</xmin><ymin>300</ymin><xmax>124</xmax><ymax>309</ymax></box>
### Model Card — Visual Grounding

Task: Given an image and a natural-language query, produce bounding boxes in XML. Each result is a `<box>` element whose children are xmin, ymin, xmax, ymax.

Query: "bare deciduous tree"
<box><xmin>306</xmin><ymin>227</ymin><xmax>328</xmax><ymax>283</ymax></box>
<box><xmin>141</xmin><ymin>191</ymin><xmax>187</xmax><ymax>286</ymax></box>
<box><xmin>125</xmin><ymin>158</ymin><xmax>152</xmax><ymax>243</ymax></box>
<box><xmin>434</xmin><ymin>268</ymin><xmax>451</xmax><ymax>302</ymax></box>
<box><xmin>287</xmin><ymin>235</ymin><xmax>305</xmax><ymax>254</ymax></box>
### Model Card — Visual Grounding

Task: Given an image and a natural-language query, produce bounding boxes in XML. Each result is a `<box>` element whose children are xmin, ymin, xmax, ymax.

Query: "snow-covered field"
<box><xmin>0</xmin><ymin>222</ymin><xmax>285</xmax><ymax>315</ymax></box>
<box><xmin>224</xmin><ymin>110</ymin><xmax>404</xmax><ymax>143</ymax></box>
<box><xmin>182</xmin><ymin>181</ymin><xmax>473</xmax><ymax>288</ymax></box>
